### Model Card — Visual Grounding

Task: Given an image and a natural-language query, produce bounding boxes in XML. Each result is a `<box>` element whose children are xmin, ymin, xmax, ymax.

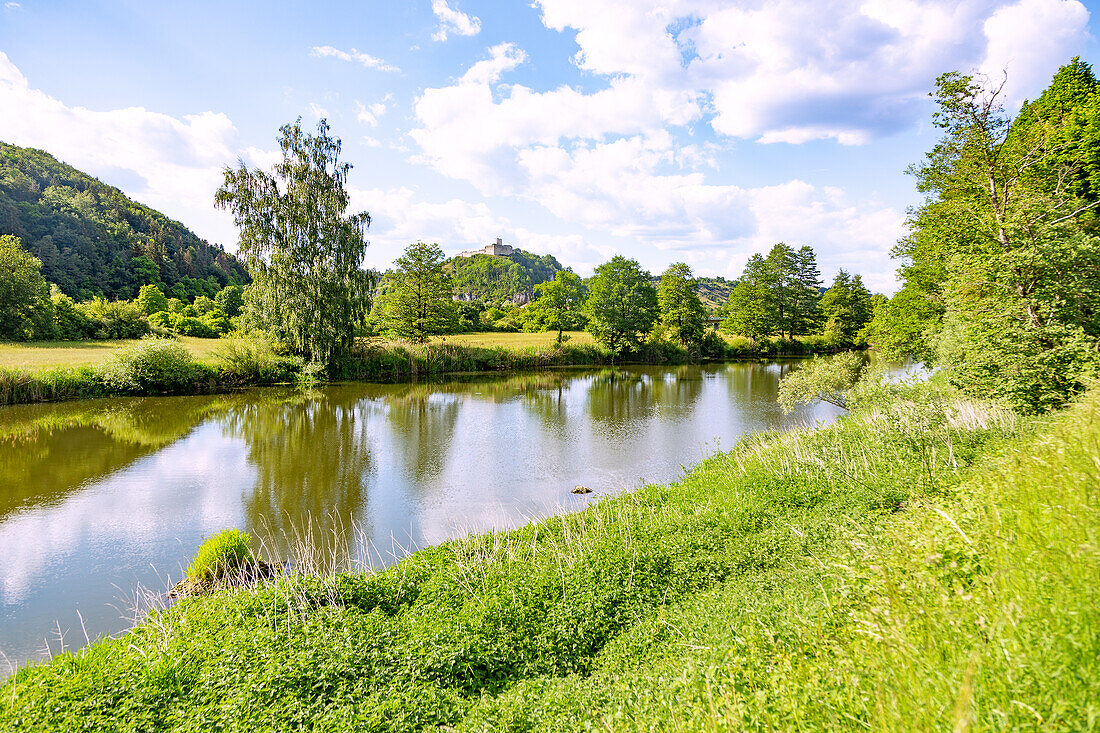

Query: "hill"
<box><xmin>0</xmin><ymin>141</ymin><xmax>247</xmax><ymax>301</ymax></box>
<box><xmin>695</xmin><ymin>276</ymin><xmax>735</xmax><ymax>312</ymax></box>
<box><xmin>445</xmin><ymin>248</ymin><xmax>564</xmax><ymax>304</ymax></box>
<box><xmin>649</xmin><ymin>274</ymin><xmax>735</xmax><ymax>313</ymax></box>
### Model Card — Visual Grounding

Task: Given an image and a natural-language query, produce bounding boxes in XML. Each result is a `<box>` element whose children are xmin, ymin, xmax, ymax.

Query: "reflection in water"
<box><xmin>222</xmin><ymin>390</ymin><xmax>376</xmax><ymax>561</ymax></box>
<box><xmin>0</xmin><ymin>363</ymin><xmax>844</xmax><ymax>671</ymax></box>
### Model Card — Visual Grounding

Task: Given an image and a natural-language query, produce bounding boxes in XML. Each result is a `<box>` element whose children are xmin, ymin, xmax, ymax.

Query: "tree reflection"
<box><xmin>0</xmin><ymin>395</ymin><xmax>230</xmax><ymax>520</ymax></box>
<box><xmin>222</xmin><ymin>388</ymin><xmax>376</xmax><ymax>560</ymax></box>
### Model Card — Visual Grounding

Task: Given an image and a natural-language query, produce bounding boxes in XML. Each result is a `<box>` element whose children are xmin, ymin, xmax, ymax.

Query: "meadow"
<box><xmin>0</xmin><ymin>337</ymin><xmax>225</xmax><ymax>371</ymax></box>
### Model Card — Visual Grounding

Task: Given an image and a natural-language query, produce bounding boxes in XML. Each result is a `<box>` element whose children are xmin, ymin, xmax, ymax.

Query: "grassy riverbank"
<box><xmin>0</xmin><ymin>332</ymin><xmax>846</xmax><ymax>406</ymax></box>
<box><xmin>3</xmin><ymin>381</ymin><xmax>1096</xmax><ymax>730</ymax></box>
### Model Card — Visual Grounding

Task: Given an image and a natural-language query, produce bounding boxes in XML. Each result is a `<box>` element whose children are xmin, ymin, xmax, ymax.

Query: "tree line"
<box><xmin>2</xmin><ymin>119</ymin><xmax>877</xmax><ymax>363</ymax></box>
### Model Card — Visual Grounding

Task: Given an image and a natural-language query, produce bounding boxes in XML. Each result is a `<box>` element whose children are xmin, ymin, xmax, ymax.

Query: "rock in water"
<box><xmin>571</xmin><ymin>485</ymin><xmax>592</xmax><ymax>494</ymax></box>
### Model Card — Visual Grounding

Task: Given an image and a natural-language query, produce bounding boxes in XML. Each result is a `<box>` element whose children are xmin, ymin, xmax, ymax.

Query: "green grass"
<box><xmin>0</xmin><ymin>337</ymin><xmax>224</xmax><ymax>372</ymax></box>
<box><xmin>185</xmin><ymin>530</ymin><xmax>255</xmax><ymax>583</ymax></box>
<box><xmin>5</xmin><ymin>381</ymin><xmax>1093</xmax><ymax>730</ymax></box>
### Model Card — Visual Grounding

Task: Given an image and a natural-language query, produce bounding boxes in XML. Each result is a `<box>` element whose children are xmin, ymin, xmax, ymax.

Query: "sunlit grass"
<box><xmin>0</xmin><ymin>337</ymin><xmax>224</xmax><ymax>371</ymax></box>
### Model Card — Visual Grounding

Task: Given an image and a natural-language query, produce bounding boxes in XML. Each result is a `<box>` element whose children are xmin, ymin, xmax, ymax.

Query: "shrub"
<box><xmin>76</xmin><ymin>297</ymin><xmax>150</xmax><ymax>339</ymax></box>
<box><xmin>97</xmin><ymin>337</ymin><xmax>202</xmax><ymax>393</ymax></box>
<box><xmin>213</xmin><ymin>338</ymin><xmax>300</xmax><ymax>385</ymax></box>
<box><xmin>185</xmin><ymin>529</ymin><xmax>254</xmax><ymax>583</ymax></box>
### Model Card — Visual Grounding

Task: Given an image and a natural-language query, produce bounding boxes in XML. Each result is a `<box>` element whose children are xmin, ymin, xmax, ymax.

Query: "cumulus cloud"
<box><xmin>431</xmin><ymin>0</ymin><xmax>482</xmax><ymax>42</ymax></box>
<box><xmin>346</xmin><ymin>185</ymin><xmax>611</xmax><ymax>273</ymax></box>
<box><xmin>530</xmin><ymin>0</ymin><xmax>1089</xmax><ymax>144</ymax></box>
<box><xmin>310</xmin><ymin>45</ymin><xmax>400</xmax><ymax>72</ymax></box>
<box><xmin>355</xmin><ymin>101</ymin><xmax>386</xmax><ymax>127</ymax></box>
<box><xmin>406</xmin><ymin>0</ymin><xmax>1088</xmax><ymax>289</ymax></box>
<box><xmin>0</xmin><ymin>51</ymin><xmax>263</xmax><ymax>248</ymax></box>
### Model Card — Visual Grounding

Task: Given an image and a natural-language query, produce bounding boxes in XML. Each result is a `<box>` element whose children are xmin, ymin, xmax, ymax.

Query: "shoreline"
<box><xmin>3</xmin><ymin>383</ymin><xmax>1094</xmax><ymax>729</ymax></box>
<box><xmin>0</xmin><ymin>337</ymin><xmax>857</xmax><ymax>407</ymax></box>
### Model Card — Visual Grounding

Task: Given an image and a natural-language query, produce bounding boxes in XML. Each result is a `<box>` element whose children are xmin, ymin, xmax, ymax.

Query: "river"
<box><xmin>0</xmin><ymin>362</ymin><xmax>843</xmax><ymax>671</ymax></box>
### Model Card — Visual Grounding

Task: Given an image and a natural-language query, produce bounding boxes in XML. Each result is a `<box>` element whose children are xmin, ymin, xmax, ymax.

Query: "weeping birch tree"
<box><xmin>215</xmin><ymin>119</ymin><xmax>373</xmax><ymax>368</ymax></box>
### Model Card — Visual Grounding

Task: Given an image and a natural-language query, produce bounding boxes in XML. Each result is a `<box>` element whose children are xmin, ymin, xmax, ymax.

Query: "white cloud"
<box><xmin>431</xmin><ymin>0</ymin><xmax>482</xmax><ymax>42</ymax></box>
<box><xmin>308</xmin><ymin>102</ymin><xmax>329</xmax><ymax>120</ymax></box>
<box><xmin>346</xmin><ymin>184</ymin><xmax>610</xmax><ymax>272</ymax></box>
<box><xmin>5</xmin><ymin>2</ymin><xmax>22</xmax><ymax>9</ymax></box>
<box><xmin>355</xmin><ymin>100</ymin><xmax>388</xmax><ymax>127</ymax></box>
<box><xmin>405</xmin><ymin>0</ymin><xmax>1088</xmax><ymax>289</ymax></box>
<box><xmin>310</xmin><ymin>45</ymin><xmax>400</xmax><ymax>72</ymax></box>
<box><xmin>980</xmin><ymin>0</ymin><xmax>1091</xmax><ymax>104</ymax></box>
<box><xmin>529</xmin><ymin>0</ymin><xmax>1089</xmax><ymax>144</ymax></box>
<box><xmin>0</xmin><ymin>52</ymin><xmax>277</xmax><ymax>249</ymax></box>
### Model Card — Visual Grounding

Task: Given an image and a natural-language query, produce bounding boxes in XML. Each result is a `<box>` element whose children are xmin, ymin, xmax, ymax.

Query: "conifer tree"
<box><xmin>383</xmin><ymin>241</ymin><xmax>457</xmax><ymax>342</ymax></box>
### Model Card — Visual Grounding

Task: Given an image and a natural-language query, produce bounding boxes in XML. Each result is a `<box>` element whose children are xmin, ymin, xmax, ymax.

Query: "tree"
<box><xmin>820</xmin><ymin>270</ymin><xmax>873</xmax><ymax>343</ymax></box>
<box><xmin>137</xmin><ymin>284</ymin><xmax>169</xmax><ymax>315</ymax></box>
<box><xmin>657</xmin><ymin>262</ymin><xmax>706</xmax><ymax>345</ymax></box>
<box><xmin>584</xmin><ymin>255</ymin><xmax>657</xmax><ymax>354</ymax></box>
<box><xmin>721</xmin><ymin>254</ymin><xmax>776</xmax><ymax>339</ymax></box>
<box><xmin>215</xmin><ymin>119</ymin><xmax>373</xmax><ymax>367</ymax></box>
<box><xmin>382</xmin><ymin>241</ymin><xmax>457</xmax><ymax>342</ymax></box>
<box><xmin>790</xmin><ymin>245</ymin><xmax>823</xmax><ymax>335</ymax></box>
<box><xmin>528</xmin><ymin>270</ymin><xmax>585</xmax><ymax>345</ymax></box>
<box><xmin>0</xmin><ymin>234</ymin><xmax>53</xmax><ymax>340</ymax></box>
<box><xmin>872</xmin><ymin>61</ymin><xmax>1100</xmax><ymax>410</ymax></box>
<box><xmin>215</xmin><ymin>284</ymin><xmax>244</xmax><ymax>318</ymax></box>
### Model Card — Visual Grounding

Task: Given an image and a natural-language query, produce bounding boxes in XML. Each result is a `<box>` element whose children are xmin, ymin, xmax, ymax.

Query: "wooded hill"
<box><xmin>444</xmin><ymin>249</ymin><xmax>564</xmax><ymax>304</ymax></box>
<box><xmin>0</xmin><ymin>141</ymin><xmax>247</xmax><ymax>302</ymax></box>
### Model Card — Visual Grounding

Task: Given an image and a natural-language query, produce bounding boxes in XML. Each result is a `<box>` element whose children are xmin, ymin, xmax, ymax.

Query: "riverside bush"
<box><xmin>213</xmin><ymin>338</ymin><xmax>300</xmax><ymax>385</ymax></box>
<box><xmin>6</xmin><ymin>381</ymin><xmax>1083</xmax><ymax>732</ymax></box>
<box><xmin>96</xmin><ymin>337</ymin><xmax>205</xmax><ymax>394</ymax></box>
<box><xmin>185</xmin><ymin>529</ymin><xmax>255</xmax><ymax>583</ymax></box>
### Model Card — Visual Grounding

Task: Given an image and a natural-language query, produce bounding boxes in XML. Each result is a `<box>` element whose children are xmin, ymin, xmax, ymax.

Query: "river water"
<box><xmin>0</xmin><ymin>362</ymin><xmax>842</xmax><ymax>671</ymax></box>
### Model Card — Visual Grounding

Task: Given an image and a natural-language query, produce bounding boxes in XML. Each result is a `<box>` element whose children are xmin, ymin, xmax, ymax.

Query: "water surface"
<box><xmin>0</xmin><ymin>362</ymin><xmax>841</xmax><ymax>670</ymax></box>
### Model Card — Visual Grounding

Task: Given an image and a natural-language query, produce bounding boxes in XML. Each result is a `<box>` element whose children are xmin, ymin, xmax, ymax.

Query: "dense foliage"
<box><xmin>216</xmin><ymin>119</ymin><xmax>373</xmax><ymax>368</ymax></box>
<box><xmin>583</xmin><ymin>255</ymin><xmax>658</xmax><ymax>353</ymax></box>
<box><xmin>870</xmin><ymin>59</ymin><xmax>1100</xmax><ymax>411</ymax></box>
<box><xmin>379</xmin><ymin>241</ymin><xmax>458</xmax><ymax>342</ymax></box>
<box><xmin>446</xmin><ymin>249</ymin><xmax>563</xmax><ymax>304</ymax></box>
<box><xmin>721</xmin><ymin>243</ymin><xmax>825</xmax><ymax>340</ymax></box>
<box><xmin>656</xmin><ymin>262</ymin><xmax>707</xmax><ymax>346</ymax></box>
<box><xmin>0</xmin><ymin>141</ymin><xmax>246</xmax><ymax>301</ymax></box>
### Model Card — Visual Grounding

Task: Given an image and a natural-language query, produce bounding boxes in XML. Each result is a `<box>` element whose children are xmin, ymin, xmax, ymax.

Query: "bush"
<box><xmin>213</xmin><ymin>338</ymin><xmax>300</xmax><ymax>385</ymax></box>
<box><xmin>186</xmin><ymin>529</ymin><xmax>254</xmax><ymax>583</ymax></box>
<box><xmin>76</xmin><ymin>297</ymin><xmax>150</xmax><ymax>339</ymax></box>
<box><xmin>96</xmin><ymin>337</ymin><xmax>203</xmax><ymax>393</ymax></box>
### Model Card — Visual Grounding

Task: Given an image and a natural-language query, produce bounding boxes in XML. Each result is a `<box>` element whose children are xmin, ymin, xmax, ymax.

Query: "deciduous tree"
<box><xmin>215</xmin><ymin>119</ymin><xmax>372</xmax><ymax>367</ymax></box>
<box><xmin>657</xmin><ymin>262</ymin><xmax>706</xmax><ymax>345</ymax></box>
<box><xmin>584</xmin><ymin>256</ymin><xmax>657</xmax><ymax>354</ymax></box>
<box><xmin>382</xmin><ymin>241</ymin><xmax>457</xmax><ymax>342</ymax></box>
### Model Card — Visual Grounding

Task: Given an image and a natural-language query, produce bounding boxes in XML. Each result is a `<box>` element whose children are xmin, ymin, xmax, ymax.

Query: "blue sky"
<box><xmin>2</xmin><ymin>0</ymin><xmax>1098</xmax><ymax>292</ymax></box>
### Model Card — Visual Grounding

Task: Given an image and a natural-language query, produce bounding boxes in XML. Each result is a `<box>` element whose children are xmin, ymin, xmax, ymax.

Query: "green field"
<box><xmin>0</xmin><ymin>337</ymin><xmax>225</xmax><ymax>371</ymax></box>
<box><xmin>3</xmin><ymin>379</ymin><xmax>1095</xmax><ymax>730</ymax></box>
<box><xmin>0</xmin><ymin>334</ymin><xmax>595</xmax><ymax>373</ymax></box>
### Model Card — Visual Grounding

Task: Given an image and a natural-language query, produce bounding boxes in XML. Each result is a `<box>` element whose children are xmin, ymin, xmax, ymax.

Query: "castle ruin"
<box><xmin>459</xmin><ymin>237</ymin><xmax>514</xmax><ymax>258</ymax></box>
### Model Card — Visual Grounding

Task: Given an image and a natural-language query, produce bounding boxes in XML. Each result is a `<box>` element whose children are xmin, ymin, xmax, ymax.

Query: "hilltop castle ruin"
<box><xmin>459</xmin><ymin>237</ymin><xmax>514</xmax><ymax>258</ymax></box>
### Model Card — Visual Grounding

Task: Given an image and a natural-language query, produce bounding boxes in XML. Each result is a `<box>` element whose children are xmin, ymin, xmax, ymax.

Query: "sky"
<box><xmin>1</xmin><ymin>0</ymin><xmax>1098</xmax><ymax>293</ymax></box>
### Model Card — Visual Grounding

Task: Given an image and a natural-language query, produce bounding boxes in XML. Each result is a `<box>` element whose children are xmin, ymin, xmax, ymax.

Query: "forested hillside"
<box><xmin>445</xmin><ymin>249</ymin><xmax>563</xmax><ymax>303</ymax></box>
<box><xmin>0</xmin><ymin>141</ymin><xmax>247</xmax><ymax>301</ymax></box>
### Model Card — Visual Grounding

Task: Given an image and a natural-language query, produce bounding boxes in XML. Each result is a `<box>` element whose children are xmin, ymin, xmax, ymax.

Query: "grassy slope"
<box><xmin>4</xmin><ymin>384</ymin><xmax>1095</xmax><ymax>730</ymax></box>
